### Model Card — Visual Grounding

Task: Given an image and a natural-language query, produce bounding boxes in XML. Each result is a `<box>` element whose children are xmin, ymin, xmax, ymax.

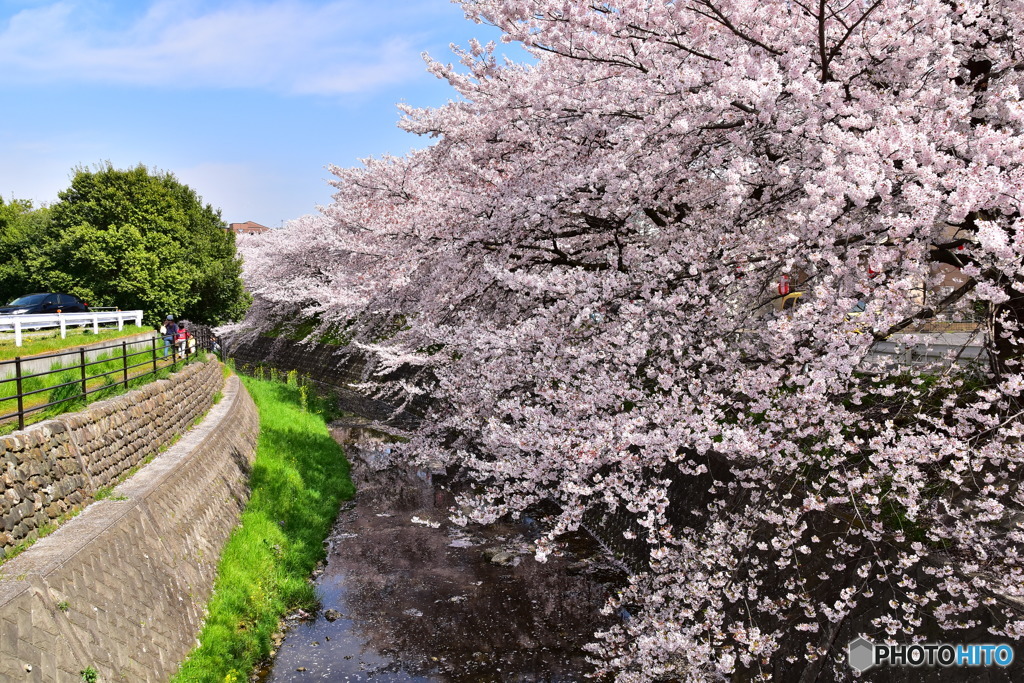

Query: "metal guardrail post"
<box><xmin>122</xmin><ymin>340</ymin><xmax>129</xmax><ymax>388</ymax></box>
<box><xmin>152</xmin><ymin>337</ymin><xmax>158</xmax><ymax>376</ymax></box>
<box><xmin>15</xmin><ymin>356</ymin><xmax>24</xmax><ymax>431</ymax></box>
<box><xmin>80</xmin><ymin>347</ymin><xmax>87</xmax><ymax>397</ymax></box>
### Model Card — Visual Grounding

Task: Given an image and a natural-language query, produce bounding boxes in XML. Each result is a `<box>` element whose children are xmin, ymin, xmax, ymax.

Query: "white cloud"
<box><xmin>0</xmin><ymin>0</ymin><xmax>436</xmax><ymax>94</ymax></box>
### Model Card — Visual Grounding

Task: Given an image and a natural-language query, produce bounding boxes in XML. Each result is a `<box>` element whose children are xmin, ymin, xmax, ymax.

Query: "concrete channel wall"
<box><xmin>0</xmin><ymin>366</ymin><xmax>259</xmax><ymax>682</ymax></box>
<box><xmin>0</xmin><ymin>358</ymin><xmax>223</xmax><ymax>554</ymax></box>
<box><xmin>226</xmin><ymin>333</ymin><xmax>423</xmax><ymax>427</ymax></box>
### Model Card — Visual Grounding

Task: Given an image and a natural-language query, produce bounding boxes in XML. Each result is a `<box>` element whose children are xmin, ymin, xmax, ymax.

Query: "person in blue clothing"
<box><xmin>160</xmin><ymin>315</ymin><xmax>179</xmax><ymax>358</ymax></box>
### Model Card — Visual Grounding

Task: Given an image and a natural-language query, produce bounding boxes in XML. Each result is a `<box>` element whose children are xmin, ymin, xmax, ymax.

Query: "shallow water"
<box><xmin>258</xmin><ymin>434</ymin><xmax>619</xmax><ymax>682</ymax></box>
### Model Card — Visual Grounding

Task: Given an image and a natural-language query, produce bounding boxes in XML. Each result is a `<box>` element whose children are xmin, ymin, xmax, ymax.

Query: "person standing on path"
<box><xmin>161</xmin><ymin>315</ymin><xmax>179</xmax><ymax>358</ymax></box>
<box><xmin>175</xmin><ymin>320</ymin><xmax>190</xmax><ymax>356</ymax></box>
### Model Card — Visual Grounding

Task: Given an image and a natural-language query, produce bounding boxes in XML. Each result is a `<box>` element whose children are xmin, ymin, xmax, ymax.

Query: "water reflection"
<box><xmin>260</xmin><ymin>431</ymin><xmax>618</xmax><ymax>682</ymax></box>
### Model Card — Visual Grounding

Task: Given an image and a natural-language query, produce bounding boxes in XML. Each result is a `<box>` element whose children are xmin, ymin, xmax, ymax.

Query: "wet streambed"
<box><xmin>258</xmin><ymin>428</ymin><xmax>620</xmax><ymax>682</ymax></box>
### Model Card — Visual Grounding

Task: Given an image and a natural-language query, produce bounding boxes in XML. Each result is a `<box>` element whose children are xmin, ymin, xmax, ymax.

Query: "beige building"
<box><xmin>227</xmin><ymin>221</ymin><xmax>271</xmax><ymax>236</ymax></box>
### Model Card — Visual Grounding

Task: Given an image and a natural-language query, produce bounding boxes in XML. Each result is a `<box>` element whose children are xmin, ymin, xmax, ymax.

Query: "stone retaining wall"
<box><xmin>0</xmin><ymin>372</ymin><xmax>258</xmax><ymax>682</ymax></box>
<box><xmin>0</xmin><ymin>359</ymin><xmax>222</xmax><ymax>556</ymax></box>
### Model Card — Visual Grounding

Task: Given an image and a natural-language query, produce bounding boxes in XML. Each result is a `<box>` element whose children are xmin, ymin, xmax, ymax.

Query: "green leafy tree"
<box><xmin>23</xmin><ymin>163</ymin><xmax>249</xmax><ymax>324</ymax></box>
<box><xmin>0</xmin><ymin>197</ymin><xmax>47</xmax><ymax>303</ymax></box>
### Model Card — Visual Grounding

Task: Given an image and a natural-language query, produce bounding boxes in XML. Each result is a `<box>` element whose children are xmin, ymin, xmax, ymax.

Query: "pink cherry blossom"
<box><xmin>239</xmin><ymin>1</ymin><xmax>1024</xmax><ymax>679</ymax></box>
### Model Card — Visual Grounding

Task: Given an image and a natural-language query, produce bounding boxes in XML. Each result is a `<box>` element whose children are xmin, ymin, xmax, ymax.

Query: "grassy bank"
<box><xmin>172</xmin><ymin>373</ymin><xmax>354</xmax><ymax>683</ymax></box>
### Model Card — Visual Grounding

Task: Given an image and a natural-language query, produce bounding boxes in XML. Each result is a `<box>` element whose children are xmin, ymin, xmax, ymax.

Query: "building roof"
<box><xmin>227</xmin><ymin>221</ymin><xmax>271</xmax><ymax>234</ymax></box>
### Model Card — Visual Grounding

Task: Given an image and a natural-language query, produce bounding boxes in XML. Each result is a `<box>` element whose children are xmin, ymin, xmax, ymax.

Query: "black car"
<box><xmin>0</xmin><ymin>293</ymin><xmax>90</xmax><ymax>315</ymax></box>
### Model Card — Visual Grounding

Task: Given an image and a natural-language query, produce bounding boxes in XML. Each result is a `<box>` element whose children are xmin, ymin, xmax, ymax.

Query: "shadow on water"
<box><xmin>257</xmin><ymin>426</ymin><xmax>622</xmax><ymax>682</ymax></box>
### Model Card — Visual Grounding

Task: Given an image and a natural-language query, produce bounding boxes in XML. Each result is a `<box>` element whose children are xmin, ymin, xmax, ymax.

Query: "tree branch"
<box><xmin>690</xmin><ymin>2</ymin><xmax>783</xmax><ymax>56</ymax></box>
<box><xmin>873</xmin><ymin>276</ymin><xmax>982</xmax><ymax>341</ymax></box>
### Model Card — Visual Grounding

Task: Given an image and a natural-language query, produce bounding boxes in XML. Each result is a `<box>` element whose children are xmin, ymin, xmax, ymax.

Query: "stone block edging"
<box><xmin>0</xmin><ymin>372</ymin><xmax>258</xmax><ymax>682</ymax></box>
<box><xmin>1</xmin><ymin>358</ymin><xmax>222</xmax><ymax>555</ymax></box>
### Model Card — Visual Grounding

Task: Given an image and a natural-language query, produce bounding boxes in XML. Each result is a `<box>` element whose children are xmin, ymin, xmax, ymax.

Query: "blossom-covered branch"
<box><xmin>240</xmin><ymin>1</ymin><xmax>1024</xmax><ymax>679</ymax></box>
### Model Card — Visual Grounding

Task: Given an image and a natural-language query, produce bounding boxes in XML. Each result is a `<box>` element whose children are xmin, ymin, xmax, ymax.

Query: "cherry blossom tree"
<box><xmin>240</xmin><ymin>1</ymin><xmax>1024</xmax><ymax>679</ymax></box>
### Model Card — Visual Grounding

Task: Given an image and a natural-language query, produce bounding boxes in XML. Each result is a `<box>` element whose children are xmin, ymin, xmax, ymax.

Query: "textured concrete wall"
<box><xmin>226</xmin><ymin>333</ymin><xmax>423</xmax><ymax>428</ymax></box>
<box><xmin>0</xmin><ymin>359</ymin><xmax>222</xmax><ymax>557</ymax></box>
<box><xmin>0</xmin><ymin>373</ymin><xmax>258</xmax><ymax>682</ymax></box>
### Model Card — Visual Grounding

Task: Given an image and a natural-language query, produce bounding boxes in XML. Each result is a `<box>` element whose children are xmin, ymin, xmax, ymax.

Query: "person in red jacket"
<box><xmin>175</xmin><ymin>322</ymin><xmax>190</xmax><ymax>356</ymax></box>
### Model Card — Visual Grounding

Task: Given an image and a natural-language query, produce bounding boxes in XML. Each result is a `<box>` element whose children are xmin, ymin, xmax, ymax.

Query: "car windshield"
<box><xmin>6</xmin><ymin>294</ymin><xmax>47</xmax><ymax>306</ymax></box>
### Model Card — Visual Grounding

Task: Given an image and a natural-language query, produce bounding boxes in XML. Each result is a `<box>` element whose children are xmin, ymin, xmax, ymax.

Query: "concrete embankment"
<box><xmin>0</xmin><ymin>358</ymin><xmax>222</xmax><ymax>553</ymax></box>
<box><xmin>0</xmin><ymin>366</ymin><xmax>259</xmax><ymax>681</ymax></box>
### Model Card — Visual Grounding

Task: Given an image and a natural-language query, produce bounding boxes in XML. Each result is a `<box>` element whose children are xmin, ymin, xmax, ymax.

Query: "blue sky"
<box><xmin>0</xmin><ymin>0</ymin><xmax>528</xmax><ymax>226</ymax></box>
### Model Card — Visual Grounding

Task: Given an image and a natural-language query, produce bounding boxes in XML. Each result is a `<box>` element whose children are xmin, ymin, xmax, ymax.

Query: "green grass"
<box><xmin>171</xmin><ymin>374</ymin><xmax>353</xmax><ymax>683</ymax></box>
<box><xmin>0</xmin><ymin>325</ymin><xmax>151</xmax><ymax>361</ymax></box>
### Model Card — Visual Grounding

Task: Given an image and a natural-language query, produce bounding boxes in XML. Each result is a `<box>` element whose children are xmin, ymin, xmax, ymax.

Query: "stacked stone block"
<box><xmin>0</xmin><ymin>425</ymin><xmax>88</xmax><ymax>554</ymax></box>
<box><xmin>0</xmin><ymin>373</ymin><xmax>258</xmax><ymax>682</ymax></box>
<box><xmin>0</xmin><ymin>359</ymin><xmax>222</xmax><ymax>557</ymax></box>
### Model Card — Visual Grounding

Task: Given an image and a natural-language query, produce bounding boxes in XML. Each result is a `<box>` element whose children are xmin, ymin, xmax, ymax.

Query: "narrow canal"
<box><xmin>259</xmin><ymin>425</ymin><xmax>622</xmax><ymax>682</ymax></box>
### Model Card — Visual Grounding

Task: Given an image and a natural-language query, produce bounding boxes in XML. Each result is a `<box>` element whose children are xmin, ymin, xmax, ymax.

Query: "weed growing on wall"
<box><xmin>170</xmin><ymin>373</ymin><xmax>353</xmax><ymax>683</ymax></box>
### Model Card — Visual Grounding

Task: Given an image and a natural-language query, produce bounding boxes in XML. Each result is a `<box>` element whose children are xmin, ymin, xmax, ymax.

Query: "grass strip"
<box><xmin>0</xmin><ymin>325</ymin><xmax>151</xmax><ymax>360</ymax></box>
<box><xmin>171</xmin><ymin>374</ymin><xmax>354</xmax><ymax>683</ymax></box>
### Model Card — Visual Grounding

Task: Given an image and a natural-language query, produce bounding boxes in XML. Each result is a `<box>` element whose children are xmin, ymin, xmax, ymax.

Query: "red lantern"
<box><xmin>778</xmin><ymin>274</ymin><xmax>791</xmax><ymax>296</ymax></box>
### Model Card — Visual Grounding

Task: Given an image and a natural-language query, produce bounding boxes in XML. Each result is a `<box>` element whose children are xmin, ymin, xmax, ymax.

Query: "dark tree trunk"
<box><xmin>987</xmin><ymin>280</ymin><xmax>1024</xmax><ymax>380</ymax></box>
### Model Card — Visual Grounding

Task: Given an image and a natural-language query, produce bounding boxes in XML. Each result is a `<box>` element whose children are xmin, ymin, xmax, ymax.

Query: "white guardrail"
<box><xmin>0</xmin><ymin>310</ymin><xmax>144</xmax><ymax>347</ymax></box>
